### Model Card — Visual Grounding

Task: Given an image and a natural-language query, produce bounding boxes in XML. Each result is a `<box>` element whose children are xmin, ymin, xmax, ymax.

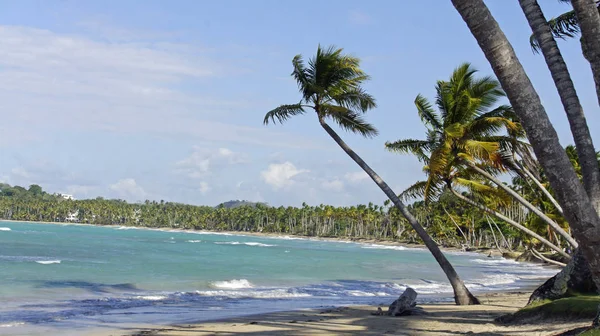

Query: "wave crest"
<box><xmin>211</xmin><ymin>279</ymin><xmax>253</xmax><ymax>289</ymax></box>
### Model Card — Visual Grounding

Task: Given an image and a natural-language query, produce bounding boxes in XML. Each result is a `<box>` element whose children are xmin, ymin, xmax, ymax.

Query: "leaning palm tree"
<box><xmin>263</xmin><ymin>45</ymin><xmax>479</xmax><ymax>305</ymax></box>
<box><xmin>521</xmin><ymin>0</ymin><xmax>600</xmax><ymax>213</ymax></box>
<box><xmin>451</xmin><ymin>0</ymin><xmax>600</xmax><ymax>295</ymax></box>
<box><xmin>528</xmin><ymin>0</ymin><xmax>600</xmax><ymax>107</ymax></box>
<box><xmin>385</xmin><ymin>63</ymin><xmax>577</xmax><ymax>248</ymax></box>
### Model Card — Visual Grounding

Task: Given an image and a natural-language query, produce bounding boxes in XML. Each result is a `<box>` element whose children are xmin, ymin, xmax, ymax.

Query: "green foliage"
<box><xmin>0</xmin><ymin>184</ymin><xmax>526</xmax><ymax>248</ymax></box>
<box><xmin>501</xmin><ymin>295</ymin><xmax>600</xmax><ymax>323</ymax></box>
<box><xmin>529</xmin><ymin>1</ymin><xmax>600</xmax><ymax>52</ymax></box>
<box><xmin>264</xmin><ymin>45</ymin><xmax>378</xmax><ymax>138</ymax></box>
<box><xmin>386</xmin><ymin>63</ymin><xmax>520</xmax><ymax>202</ymax></box>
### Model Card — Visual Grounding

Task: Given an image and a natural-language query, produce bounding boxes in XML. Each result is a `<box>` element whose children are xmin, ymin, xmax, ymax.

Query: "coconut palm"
<box><xmin>263</xmin><ymin>45</ymin><xmax>479</xmax><ymax>305</ymax></box>
<box><xmin>385</xmin><ymin>63</ymin><xmax>577</xmax><ymax>248</ymax></box>
<box><xmin>521</xmin><ymin>0</ymin><xmax>600</xmax><ymax>213</ymax></box>
<box><xmin>451</xmin><ymin>0</ymin><xmax>600</xmax><ymax>292</ymax></box>
<box><xmin>528</xmin><ymin>0</ymin><xmax>600</xmax><ymax>106</ymax></box>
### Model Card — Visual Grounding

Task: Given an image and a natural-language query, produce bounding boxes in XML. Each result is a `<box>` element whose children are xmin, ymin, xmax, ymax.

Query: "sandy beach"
<box><xmin>80</xmin><ymin>292</ymin><xmax>589</xmax><ymax>336</ymax></box>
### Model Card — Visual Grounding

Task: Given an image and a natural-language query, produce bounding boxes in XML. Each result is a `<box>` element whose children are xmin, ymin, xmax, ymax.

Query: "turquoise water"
<box><xmin>0</xmin><ymin>221</ymin><xmax>557</xmax><ymax>335</ymax></box>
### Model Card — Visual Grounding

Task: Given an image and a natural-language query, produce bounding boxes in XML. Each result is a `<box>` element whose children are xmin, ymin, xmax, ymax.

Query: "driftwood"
<box><xmin>531</xmin><ymin>248</ymin><xmax>567</xmax><ymax>267</ymax></box>
<box><xmin>387</xmin><ymin>287</ymin><xmax>418</xmax><ymax>316</ymax></box>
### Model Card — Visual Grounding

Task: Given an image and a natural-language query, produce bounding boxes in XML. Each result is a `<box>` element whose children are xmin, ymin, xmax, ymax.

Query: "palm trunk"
<box><xmin>530</xmin><ymin>248</ymin><xmax>567</xmax><ymax>267</ymax></box>
<box><xmin>521</xmin><ymin>167</ymin><xmax>563</xmax><ymax>215</ymax></box>
<box><xmin>570</xmin><ymin>0</ymin><xmax>600</xmax><ymax>107</ymax></box>
<box><xmin>485</xmin><ymin>215</ymin><xmax>503</xmax><ymax>253</ymax></box>
<box><xmin>520</xmin><ymin>0</ymin><xmax>600</xmax><ymax>213</ymax></box>
<box><xmin>466</xmin><ymin>160</ymin><xmax>578</xmax><ymax>248</ymax></box>
<box><xmin>319</xmin><ymin>119</ymin><xmax>479</xmax><ymax>305</ymax></box>
<box><xmin>442</xmin><ymin>205</ymin><xmax>469</xmax><ymax>245</ymax></box>
<box><xmin>452</xmin><ymin>0</ymin><xmax>600</xmax><ymax>291</ymax></box>
<box><xmin>450</xmin><ymin>188</ymin><xmax>569</xmax><ymax>258</ymax></box>
<box><xmin>488</xmin><ymin>215</ymin><xmax>513</xmax><ymax>252</ymax></box>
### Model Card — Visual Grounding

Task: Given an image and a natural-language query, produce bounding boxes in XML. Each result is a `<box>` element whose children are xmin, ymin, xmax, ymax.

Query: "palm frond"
<box><xmin>454</xmin><ymin>177</ymin><xmax>495</xmax><ymax>193</ymax></box>
<box><xmin>331</xmin><ymin>87</ymin><xmax>376</xmax><ymax>113</ymax></box>
<box><xmin>400</xmin><ymin>180</ymin><xmax>427</xmax><ymax>202</ymax></box>
<box><xmin>530</xmin><ymin>10</ymin><xmax>579</xmax><ymax>52</ymax></box>
<box><xmin>463</xmin><ymin>140</ymin><xmax>500</xmax><ymax>161</ymax></box>
<box><xmin>263</xmin><ymin>104</ymin><xmax>306</xmax><ymax>125</ymax></box>
<box><xmin>291</xmin><ymin>55</ymin><xmax>316</xmax><ymax>100</ymax></box>
<box><xmin>385</xmin><ymin>138</ymin><xmax>433</xmax><ymax>156</ymax></box>
<box><xmin>322</xmin><ymin>105</ymin><xmax>378</xmax><ymax>137</ymax></box>
<box><xmin>415</xmin><ymin>94</ymin><xmax>442</xmax><ymax>129</ymax></box>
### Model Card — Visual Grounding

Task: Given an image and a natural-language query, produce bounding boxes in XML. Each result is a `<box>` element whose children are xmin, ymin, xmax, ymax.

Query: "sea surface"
<box><xmin>0</xmin><ymin>221</ymin><xmax>557</xmax><ymax>335</ymax></box>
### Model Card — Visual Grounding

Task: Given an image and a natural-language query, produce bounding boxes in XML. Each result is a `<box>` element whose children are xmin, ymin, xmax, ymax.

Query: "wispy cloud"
<box><xmin>0</xmin><ymin>25</ymin><xmax>318</xmax><ymax>149</ymax></box>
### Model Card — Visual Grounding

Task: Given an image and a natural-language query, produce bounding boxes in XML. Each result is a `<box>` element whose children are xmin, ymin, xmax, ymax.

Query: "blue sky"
<box><xmin>0</xmin><ymin>1</ymin><xmax>598</xmax><ymax>207</ymax></box>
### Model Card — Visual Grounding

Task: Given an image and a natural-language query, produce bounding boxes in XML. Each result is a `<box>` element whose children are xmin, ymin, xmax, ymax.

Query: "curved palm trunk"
<box><xmin>442</xmin><ymin>205</ymin><xmax>469</xmax><ymax>245</ymax></box>
<box><xmin>451</xmin><ymin>0</ymin><xmax>600</xmax><ymax>291</ymax></box>
<box><xmin>570</xmin><ymin>0</ymin><xmax>600</xmax><ymax>107</ymax></box>
<box><xmin>488</xmin><ymin>215</ymin><xmax>513</xmax><ymax>252</ymax></box>
<box><xmin>485</xmin><ymin>215</ymin><xmax>503</xmax><ymax>253</ymax></box>
<box><xmin>530</xmin><ymin>248</ymin><xmax>567</xmax><ymax>267</ymax></box>
<box><xmin>319</xmin><ymin>119</ymin><xmax>479</xmax><ymax>305</ymax></box>
<box><xmin>520</xmin><ymin>0</ymin><xmax>600</xmax><ymax>213</ymax></box>
<box><xmin>521</xmin><ymin>167</ymin><xmax>563</xmax><ymax>215</ymax></box>
<box><xmin>466</xmin><ymin>161</ymin><xmax>578</xmax><ymax>248</ymax></box>
<box><xmin>450</xmin><ymin>188</ymin><xmax>569</xmax><ymax>259</ymax></box>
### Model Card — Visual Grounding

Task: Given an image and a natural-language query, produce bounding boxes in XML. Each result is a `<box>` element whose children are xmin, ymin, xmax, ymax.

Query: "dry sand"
<box><xmin>88</xmin><ymin>292</ymin><xmax>591</xmax><ymax>336</ymax></box>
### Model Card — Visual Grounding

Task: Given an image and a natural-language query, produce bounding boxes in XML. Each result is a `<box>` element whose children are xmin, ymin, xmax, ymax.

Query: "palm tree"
<box><xmin>528</xmin><ymin>0</ymin><xmax>600</xmax><ymax>107</ymax></box>
<box><xmin>263</xmin><ymin>45</ymin><xmax>479</xmax><ymax>305</ymax></box>
<box><xmin>520</xmin><ymin>0</ymin><xmax>600</xmax><ymax>213</ymax></box>
<box><xmin>570</xmin><ymin>0</ymin><xmax>600</xmax><ymax>106</ymax></box>
<box><xmin>385</xmin><ymin>63</ymin><xmax>577</xmax><ymax>248</ymax></box>
<box><xmin>451</xmin><ymin>0</ymin><xmax>600</xmax><ymax>292</ymax></box>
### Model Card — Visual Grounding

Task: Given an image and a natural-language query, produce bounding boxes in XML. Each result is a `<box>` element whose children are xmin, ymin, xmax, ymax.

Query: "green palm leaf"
<box><xmin>263</xmin><ymin>104</ymin><xmax>306</xmax><ymax>125</ymax></box>
<box><xmin>415</xmin><ymin>94</ymin><xmax>442</xmax><ymax>129</ymax></box>
<box><xmin>322</xmin><ymin>105</ymin><xmax>378</xmax><ymax>137</ymax></box>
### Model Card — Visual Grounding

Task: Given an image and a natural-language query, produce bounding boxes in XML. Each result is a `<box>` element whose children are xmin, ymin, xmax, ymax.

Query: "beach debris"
<box><xmin>371</xmin><ymin>307</ymin><xmax>384</xmax><ymax>316</ymax></box>
<box><xmin>387</xmin><ymin>287</ymin><xmax>418</xmax><ymax>317</ymax></box>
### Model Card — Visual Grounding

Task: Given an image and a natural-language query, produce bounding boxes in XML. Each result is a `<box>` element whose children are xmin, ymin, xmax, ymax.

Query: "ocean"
<box><xmin>0</xmin><ymin>221</ymin><xmax>557</xmax><ymax>335</ymax></box>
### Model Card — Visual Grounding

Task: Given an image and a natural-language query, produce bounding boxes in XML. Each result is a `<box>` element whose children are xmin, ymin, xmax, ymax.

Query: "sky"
<box><xmin>0</xmin><ymin>0</ymin><xmax>599</xmax><ymax>207</ymax></box>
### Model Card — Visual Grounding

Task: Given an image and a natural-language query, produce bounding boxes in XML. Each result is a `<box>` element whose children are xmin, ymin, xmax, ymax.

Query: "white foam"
<box><xmin>215</xmin><ymin>241</ymin><xmax>275</xmax><ymax>247</ymax></box>
<box><xmin>196</xmin><ymin>289</ymin><xmax>311</xmax><ymax>299</ymax></box>
<box><xmin>0</xmin><ymin>227</ymin><xmax>11</xmax><ymax>231</ymax></box>
<box><xmin>191</xmin><ymin>231</ymin><xmax>233</xmax><ymax>236</ymax></box>
<box><xmin>35</xmin><ymin>260</ymin><xmax>61</xmax><ymax>265</ymax></box>
<box><xmin>186</xmin><ymin>240</ymin><xmax>202</xmax><ymax>243</ymax></box>
<box><xmin>0</xmin><ymin>322</ymin><xmax>25</xmax><ymax>328</ymax></box>
<box><xmin>211</xmin><ymin>279</ymin><xmax>254</xmax><ymax>289</ymax></box>
<box><xmin>272</xmin><ymin>235</ymin><xmax>306</xmax><ymax>240</ymax></box>
<box><xmin>134</xmin><ymin>295</ymin><xmax>168</xmax><ymax>301</ymax></box>
<box><xmin>473</xmin><ymin>258</ymin><xmax>520</xmax><ymax>265</ymax></box>
<box><xmin>244</xmin><ymin>242</ymin><xmax>276</xmax><ymax>247</ymax></box>
<box><xmin>360</xmin><ymin>243</ymin><xmax>406</xmax><ymax>251</ymax></box>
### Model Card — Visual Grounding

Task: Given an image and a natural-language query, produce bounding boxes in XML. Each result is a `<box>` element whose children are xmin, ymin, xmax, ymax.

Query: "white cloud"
<box><xmin>322</xmin><ymin>178</ymin><xmax>344</xmax><ymax>192</ymax></box>
<box><xmin>0</xmin><ymin>25</ymin><xmax>317</xmax><ymax>149</ymax></box>
<box><xmin>109</xmin><ymin>178</ymin><xmax>147</xmax><ymax>201</ymax></box>
<box><xmin>175</xmin><ymin>147</ymin><xmax>248</xmax><ymax>179</ymax></box>
<box><xmin>199</xmin><ymin>181</ymin><xmax>211</xmax><ymax>195</ymax></box>
<box><xmin>260</xmin><ymin>162</ymin><xmax>309</xmax><ymax>189</ymax></box>
<box><xmin>348</xmin><ymin>10</ymin><xmax>372</xmax><ymax>25</ymax></box>
<box><xmin>344</xmin><ymin>171</ymin><xmax>369</xmax><ymax>183</ymax></box>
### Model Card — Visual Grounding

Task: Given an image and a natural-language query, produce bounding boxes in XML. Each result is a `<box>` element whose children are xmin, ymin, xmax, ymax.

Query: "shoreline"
<box><xmin>87</xmin><ymin>291</ymin><xmax>590</xmax><ymax>336</ymax></box>
<box><xmin>2</xmin><ymin>219</ymin><xmax>567</xmax><ymax>335</ymax></box>
<box><xmin>0</xmin><ymin>218</ymin><xmax>523</xmax><ymax>259</ymax></box>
